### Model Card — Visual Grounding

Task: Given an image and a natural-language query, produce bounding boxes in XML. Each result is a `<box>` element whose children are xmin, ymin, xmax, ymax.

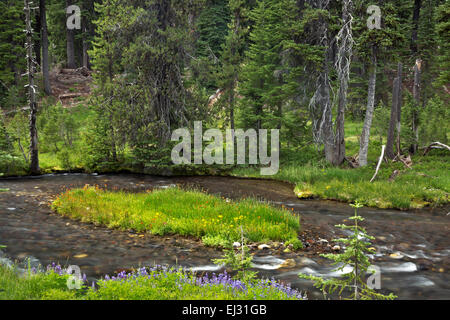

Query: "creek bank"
<box><xmin>0</xmin><ymin>173</ymin><xmax>449</xmax><ymax>299</ymax></box>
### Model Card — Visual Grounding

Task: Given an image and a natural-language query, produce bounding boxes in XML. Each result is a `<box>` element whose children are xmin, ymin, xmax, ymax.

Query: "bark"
<box><xmin>334</xmin><ymin>88</ymin><xmax>346</xmax><ymax>166</ymax></box>
<box><xmin>308</xmin><ymin>0</ymin><xmax>334</xmax><ymax>164</ymax></box>
<box><xmin>24</xmin><ymin>0</ymin><xmax>40</xmax><ymax>175</ymax></box>
<box><xmin>34</xmin><ymin>8</ymin><xmax>41</xmax><ymax>66</ymax></box>
<box><xmin>66</xmin><ymin>0</ymin><xmax>76</xmax><ymax>69</ymax></box>
<box><xmin>229</xmin><ymin>92</ymin><xmax>235</xmax><ymax>130</ymax></box>
<box><xmin>82</xmin><ymin>27</ymin><xmax>89</xmax><ymax>69</ymax></box>
<box><xmin>359</xmin><ymin>49</ymin><xmax>377</xmax><ymax>167</ymax></box>
<box><xmin>332</xmin><ymin>0</ymin><xmax>353</xmax><ymax>166</ymax></box>
<box><xmin>411</xmin><ymin>0</ymin><xmax>422</xmax><ymax>55</ymax></box>
<box><xmin>40</xmin><ymin>0</ymin><xmax>52</xmax><ymax>95</ymax></box>
<box><xmin>410</xmin><ymin>59</ymin><xmax>421</xmax><ymax>154</ymax></box>
<box><xmin>386</xmin><ymin>63</ymin><xmax>402</xmax><ymax>159</ymax></box>
<box><xmin>396</xmin><ymin>64</ymin><xmax>403</xmax><ymax>156</ymax></box>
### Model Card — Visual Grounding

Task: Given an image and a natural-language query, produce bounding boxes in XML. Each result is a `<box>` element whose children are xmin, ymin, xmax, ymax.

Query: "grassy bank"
<box><xmin>231</xmin><ymin>121</ymin><xmax>449</xmax><ymax>210</ymax></box>
<box><xmin>0</xmin><ymin>264</ymin><xmax>304</xmax><ymax>300</ymax></box>
<box><xmin>232</xmin><ymin>153</ymin><xmax>449</xmax><ymax>209</ymax></box>
<box><xmin>51</xmin><ymin>186</ymin><xmax>301</xmax><ymax>247</ymax></box>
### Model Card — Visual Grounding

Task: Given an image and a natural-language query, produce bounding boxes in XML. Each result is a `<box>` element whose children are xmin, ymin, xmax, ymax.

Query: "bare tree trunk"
<box><xmin>334</xmin><ymin>89</ymin><xmax>346</xmax><ymax>166</ymax></box>
<box><xmin>66</xmin><ymin>0</ymin><xmax>76</xmax><ymax>69</ymax></box>
<box><xmin>410</xmin><ymin>59</ymin><xmax>421</xmax><ymax>154</ymax></box>
<box><xmin>396</xmin><ymin>64</ymin><xmax>403</xmax><ymax>156</ymax></box>
<box><xmin>229</xmin><ymin>91</ymin><xmax>235</xmax><ymax>130</ymax></box>
<box><xmin>332</xmin><ymin>0</ymin><xmax>353</xmax><ymax>166</ymax></box>
<box><xmin>82</xmin><ymin>26</ymin><xmax>89</xmax><ymax>69</ymax></box>
<box><xmin>24</xmin><ymin>0</ymin><xmax>40</xmax><ymax>175</ymax></box>
<box><xmin>411</xmin><ymin>0</ymin><xmax>422</xmax><ymax>55</ymax></box>
<box><xmin>308</xmin><ymin>0</ymin><xmax>334</xmax><ymax>164</ymax></box>
<box><xmin>359</xmin><ymin>48</ymin><xmax>377</xmax><ymax>167</ymax></box>
<box><xmin>40</xmin><ymin>0</ymin><xmax>52</xmax><ymax>95</ymax></box>
<box><xmin>386</xmin><ymin>63</ymin><xmax>402</xmax><ymax>159</ymax></box>
<box><xmin>34</xmin><ymin>8</ymin><xmax>41</xmax><ymax>67</ymax></box>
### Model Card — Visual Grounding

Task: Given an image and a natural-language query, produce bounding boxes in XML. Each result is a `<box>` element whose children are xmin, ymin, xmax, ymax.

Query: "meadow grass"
<box><xmin>0</xmin><ymin>264</ymin><xmax>304</xmax><ymax>300</ymax></box>
<box><xmin>232</xmin><ymin>153</ymin><xmax>449</xmax><ymax>209</ymax></box>
<box><xmin>0</xmin><ymin>265</ymin><xmax>70</xmax><ymax>300</ymax></box>
<box><xmin>51</xmin><ymin>186</ymin><xmax>301</xmax><ymax>246</ymax></box>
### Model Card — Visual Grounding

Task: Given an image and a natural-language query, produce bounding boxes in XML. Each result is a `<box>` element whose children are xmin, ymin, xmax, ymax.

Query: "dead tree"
<box><xmin>359</xmin><ymin>46</ymin><xmax>377</xmax><ymax>167</ymax></box>
<box><xmin>310</xmin><ymin>0</ymin><xmax>354</xmax><ymax>166</ymax></box>
<box><xmin>332</xmin><ymin>0</ymin><xmax>354</xmax><ymax>166</ymax></box>
<box><xmin>386</xmin><ymin>63</ymin><xmax>402</xmax><ymax>159</ymax></box>
<box><xmin>410</xmin><ymin>59</ymin><xmax>422</xmax><ymax>154</ymax></box>
<box><xmin>66</xmin><ymin>0</ymin><xmax>76</xmax><ymax>69</ymax></box>
<box><xmin>24</xmin><ymin>0</ymin><xmax>40</xmax><ymax>174</ymax></box>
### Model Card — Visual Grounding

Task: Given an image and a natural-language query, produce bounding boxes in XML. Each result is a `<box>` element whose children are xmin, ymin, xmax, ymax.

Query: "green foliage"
<box><xmin>299</xmin><ymin>202</ymin><xmax>397</xmax><ymax>300</ymax></box>
<box><xmin>0</xmin><ymin>265</ymin><xmax>71</xmax><ymax>300</ymax></box>
<box><xmin>434</xmin><ymin>1</ymin><xmax>450</xmax><ymax>90</ymax></box>
<box><xmin>39</xmin><ymin>103</ymin><xmax>77</xmax><ymax>154</ymax></box>
<box><xmin>0</xmin><ymin>262</ymin><xmax>303</xmax><ymax>300</ymax></box>
<box><xmin>196</xmin><ymin>0</ymin><xmax>230</xmax><ymax>59</ymax></box>
<box><xmin>238</xmin><ymin>0</ymin><xmax>289</xmax><ymax>130</ymax></box>
<box><xmin>0</xmin><ymin>0</ymin><xmax>26</xmax><ymax>109</ymax></box>
<box><xmin>213</xmin><ymin>227</ymin><xmax>257</xmax><ymax>282</ymax></box>
<box><xmin>0</xmin><ymin>113</ymin><xmax>28</xmax><ymax>176</ymax></box>
<box><xmin>419</xmin><ymin>95</ymin><xmax>449</xmax><ymax>145</ymax></box>
<box><xmin>232</xmin><ymin>137</ymin><xmax>450</xmax><ymax>209</ymax></box>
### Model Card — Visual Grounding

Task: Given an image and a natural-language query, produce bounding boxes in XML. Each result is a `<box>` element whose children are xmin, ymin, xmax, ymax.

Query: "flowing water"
<box><xmin>0</xmin><ymin>173</ymin><xmax>448</xmax><ymax>299</ymax></box>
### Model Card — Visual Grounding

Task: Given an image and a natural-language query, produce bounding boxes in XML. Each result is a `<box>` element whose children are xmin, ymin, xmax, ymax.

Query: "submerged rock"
<box><xmin>279</xmin><ymin>259</ymin><xmax>296</xmax><ymax>269</ymax></box>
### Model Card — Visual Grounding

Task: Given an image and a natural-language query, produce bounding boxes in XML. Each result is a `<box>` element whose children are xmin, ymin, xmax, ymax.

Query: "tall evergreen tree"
<box><xmin>0</xmin><ymin>1</ymin><xmax>26</xmax><ymax>108</ymax></box>
<box><xmin>434</xmin><ymin>1</ymin><xmax>450</xmax><ymax>93</ymax></box>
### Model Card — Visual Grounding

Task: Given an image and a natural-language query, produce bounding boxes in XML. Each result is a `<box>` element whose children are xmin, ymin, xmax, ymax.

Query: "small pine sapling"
<box><xmin>299</xmin><ymin>201</ymin><xmax>397</xmax><ymax>300</ymax></box>
<box><xmin>213</xmin><ymin>226</ymin><xmax>257</xmax><ymax>283</ymax></box>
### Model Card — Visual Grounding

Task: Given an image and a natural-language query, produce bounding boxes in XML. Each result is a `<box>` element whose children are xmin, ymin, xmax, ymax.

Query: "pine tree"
<box><xmin>196</xmin><ymin>0</ymin><xmax>230</xmax><ymax>59</ymax></box>
<box><xmin>219</xmin><ymin>0</ymin><xmax>250</xmax><ymax>129</ymax></box>
<box><xmin>434</xmin><ymin>1</ymin><xmax>450</xmax><ymax>92</ymax></box>
<box><xmin>0</xmin><ymin>1</ymin><xmax>26</xmax><ymax>108</ymax></box>
<box><xmin>239</xmin><ymin>0</ymin><xmax>291</xmax><ymax>131</ymax></box>
<box><xmin>299</xmin><ymin>202</ymin><xmax>397</xmax><ymax>300</ymax></box>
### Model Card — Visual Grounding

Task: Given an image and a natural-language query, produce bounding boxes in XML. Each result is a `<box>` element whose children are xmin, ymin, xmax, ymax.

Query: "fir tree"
<box><xmin>299</xmin><ymin>202</ymin><xmax>397</xmax><ymax>300</ymax></box>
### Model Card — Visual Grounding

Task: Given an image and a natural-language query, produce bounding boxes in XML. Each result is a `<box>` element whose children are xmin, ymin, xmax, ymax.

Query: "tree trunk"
<box><xmin>334</xmin><ymin>89</ymin><xmax>346</xmax><ymax>166</ymax></box>
<box><xmin>66</xmin><ymin>0</ymin><xmax>76</xmax><ymax>69</ymax></box>
<box><xmin>24</xmin><ymin>0</ymin><xmax>40</xmax><ymax>175</ymax></box>
<box><xmin>359</xmin><ymin>49</ymin><xmax>377</xmax><ymax>167</ymax></box>
<box><xmin>396</xmin><ymin>64</ymin><xmax>402</xmax><ymax>155</ymax></box>
<box><xmin>410</xmin><ymin>59</ymin><xmax>421</xmax><ymax>154</ymax></box>
<box><xmin>40</xmin><ymin>0</ymin><xmax>52</xmax><ymax>95</ymax></box>
<box><xmin>411</xmin><ymin>0</ymin><xmax>422</xmax><ymax>55</ymax></box>
<box><xmin>332</xmin><ymin>0</ymin><xmax>353</xmax><ymax>166</ymax></box>
<box><xmin>82</xmin><ymin>26</ymin><xmax>89</xmax><ymax>69</ymax></box>
<box><xmin>34</xmin><ymin>8</ymin><xmax>41</xmax><ymax>67</ymax></box>
<box><xmin>386</xmin><ymin>63</ymin><xmax>402</xmax><ymax>159</ymax></box>
<box><xmin>229</xmin><ymin>91</ymin><xmax>235</xmax><ymax>130</ymax></box>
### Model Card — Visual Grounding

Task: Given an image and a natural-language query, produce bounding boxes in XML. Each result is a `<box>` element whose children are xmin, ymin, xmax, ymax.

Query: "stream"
<box><xmin>0</xmin><ymin>173</ymin><xmax>448</xmax><ymax>299</ymax></box>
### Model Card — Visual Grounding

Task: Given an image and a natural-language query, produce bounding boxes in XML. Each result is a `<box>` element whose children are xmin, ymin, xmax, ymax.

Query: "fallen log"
<box><xmin>59</xmin><ymin>93</ymin><xmax>83</xmax><ymax>100</ymax></box>
<box><xmin>422</xmin><ymin>142</ymin><xmax>450</xmax><ymax>156</ymax></box>
<box><xmin>370</xmin><ymin>144</ymin><xmax>386</xmax><ymax>183</ymax></box>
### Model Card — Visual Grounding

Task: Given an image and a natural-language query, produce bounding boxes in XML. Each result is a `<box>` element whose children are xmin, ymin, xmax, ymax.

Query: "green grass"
<box><xmin>0</xmin><ymin>264</ymin><xmax>303</xmax><ymax>300</ymax></box>
<box><xmin>232</xmin><ymin>152</ymin><xmax>449</xmax><ymax>209</ymax></box>
<box><xmin>0</xmin><ymin>265</ymin><xmax>71</xmax><ymax>300</ymax></box>
<box><xmin>51</xmin><ymin>186</ymin><xmax>301</xmax><ymax>246</ymax></box>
